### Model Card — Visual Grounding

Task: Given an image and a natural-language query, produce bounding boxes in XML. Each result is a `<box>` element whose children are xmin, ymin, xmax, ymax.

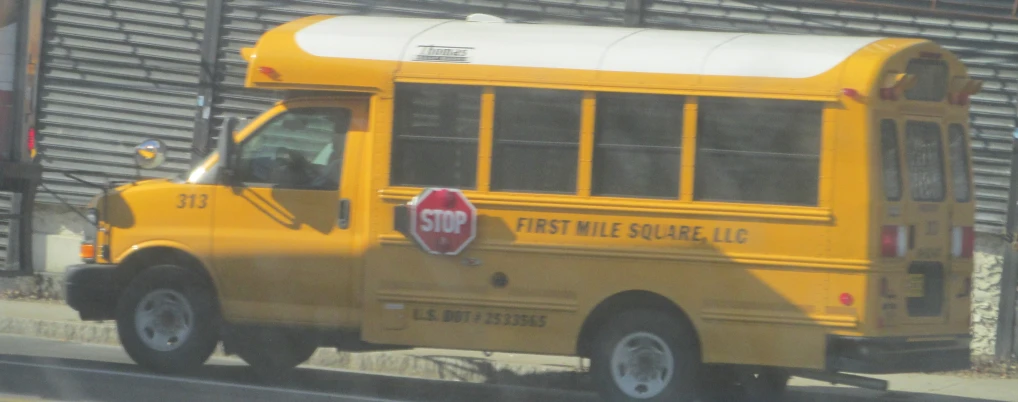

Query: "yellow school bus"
<box><xmin>64</xmin><ymin>14</ymin><xmax>980</xmax><ymax>402</ymax></box>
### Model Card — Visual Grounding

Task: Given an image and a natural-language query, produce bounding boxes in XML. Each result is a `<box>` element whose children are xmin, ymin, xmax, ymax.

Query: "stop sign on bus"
<box><xmin>408</xmin><ymin>188</ymin><xmax>477</xmax><ymax>255</ymax></box>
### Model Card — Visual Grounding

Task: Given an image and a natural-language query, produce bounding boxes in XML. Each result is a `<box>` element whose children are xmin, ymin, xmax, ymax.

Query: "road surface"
<box><xmin>0</xmin><ymin>335</ymin><xmax>1003</xmax><ymax>402</ymax></box>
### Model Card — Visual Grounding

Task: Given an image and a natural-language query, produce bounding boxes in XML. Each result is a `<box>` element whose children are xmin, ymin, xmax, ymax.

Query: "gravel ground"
<box><xmin>936</xmin><ymin>358</ymin><xmax>1018</xmax><ymax>379</ymax></box>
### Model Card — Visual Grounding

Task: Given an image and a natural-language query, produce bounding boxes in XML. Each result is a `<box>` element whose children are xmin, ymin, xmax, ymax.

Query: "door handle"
<box><xmin>338</xmin><ymin>198</ymin><xmax>351</xmax><ymax>230</ymax></box>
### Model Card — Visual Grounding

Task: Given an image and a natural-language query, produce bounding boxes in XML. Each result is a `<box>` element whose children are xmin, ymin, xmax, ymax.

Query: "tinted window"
<box><xmin>234</xmin><ymin>107</ymin><xmax>350</xmax><ymax>190</ymax></box>
<box><xmin>948</xmin><ymin>124</ymin><xmax>971</xmax><ymax>202</ymax></box>
<box><xmin>391</xmin><ymin>84</ymin><xmax>482</xmax><ymax>189</ymax></box>
<box><xmin>694</xmin><ymin>97</ymin><xmax>822</xmax><ymax>206</ymax></box>
<box><xmin>905</xmin><ymin>121</ymin><xmax>946</xmax><ymax>202</ymax></box>
<box><xmin>904</xmin><ymin>59</ymin><xmax>949</xmax><ymax>102</ymax></box>
<box><xmin>491</xmin><ymin>88</ymin><xmax>581</xmax><ymax>193</ymax></box>
<box><xmin>880</xmin><ymin>120</ymin><xmax>903</xmax><ymax>201</ymax></box>
<box><xmin>592</xmin><ymin>93</ymin><xmax>683</xmax><ymax>199</ymax></box>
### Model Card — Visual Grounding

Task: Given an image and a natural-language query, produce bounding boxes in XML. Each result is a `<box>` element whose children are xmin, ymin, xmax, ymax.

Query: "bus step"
<box><xmin>789</xmin><ymin>369</ymin><xmax>889</xmax><ymax>391</ymax></box>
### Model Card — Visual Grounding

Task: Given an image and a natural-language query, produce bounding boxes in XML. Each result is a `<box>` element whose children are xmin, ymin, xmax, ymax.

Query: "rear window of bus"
<box><xmin>905</xmin><ymin>121</ymin><xmax>946</xmax><ymax>202</ymax></box>
<box><xmin>948</xmin><ymin>124</ymin><xmax>971</xmax><ymax>203</ymax></box>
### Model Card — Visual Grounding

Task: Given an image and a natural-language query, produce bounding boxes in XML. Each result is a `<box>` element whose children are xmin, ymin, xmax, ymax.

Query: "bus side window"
<box><xmin>693</xmin><ymin>97</ymin><xmax>823</xmax><ymax>206</ymax></box>
<box><xmin>490</xmin><ymin>87</ymin><xmax>582</xmax><ymax>194</ymax></box>
<box><xmin>591</xmin><ymin>93</ymin><xmax>684</xmax><ymax>199</ymax></box>
<box><xmin>391</xmin><ymin>83</ymin><xmax>482</xmax><ymax>189</ymax></box>
<box><xmin>881</xmin><ymin>120</ymin><xmax>903</xmax><ymax>201</ymax></box>
<box><xmin>234</xmin><ymin>107</ymin><xmax>350</xmax><ymax>191</ymax></box>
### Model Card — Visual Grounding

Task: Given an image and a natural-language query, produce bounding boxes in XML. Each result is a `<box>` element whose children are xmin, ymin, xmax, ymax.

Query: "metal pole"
<box><xmin>624</xmin><ymin>0</ymin><xmax>644</xmax><ymax>27</ymax></box>
<box><xmin>996</xmin><ymin>107</ymin><xmax>1018</xmax><ymax>362</ymax></box>
<box><xmin>191</xmin><ymin>0</ymin><xmax>225</xmax><ymax>167</ymax></box>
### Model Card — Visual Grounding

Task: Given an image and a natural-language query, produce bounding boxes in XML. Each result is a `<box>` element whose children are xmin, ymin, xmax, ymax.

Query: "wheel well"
<box><xmin>112</xmin><ymin>247</ymin><xmax>218</xmax><ymax>302</ymax></box>
<box><xmin>576</xmin><ymin>290</ymin><xmax>700</xmax><ymax>358</ymax></box>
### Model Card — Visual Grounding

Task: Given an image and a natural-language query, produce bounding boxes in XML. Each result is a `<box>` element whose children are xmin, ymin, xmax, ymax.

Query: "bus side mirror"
<box><xmin>134</xmin><ymin>139</ymin><xmax>167</xmax><ymax>169</ymax></box>
<box><xmin>218</xmin><ymin>117</ymin><xmax>238</xmax><ymax>183</ymax></box>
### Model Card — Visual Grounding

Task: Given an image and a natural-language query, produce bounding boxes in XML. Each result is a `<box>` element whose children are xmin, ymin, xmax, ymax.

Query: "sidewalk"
<box><xmin>1</xmin><ymin>299</ymin><xmax>1017</xmax><ymax>400</ymax></box>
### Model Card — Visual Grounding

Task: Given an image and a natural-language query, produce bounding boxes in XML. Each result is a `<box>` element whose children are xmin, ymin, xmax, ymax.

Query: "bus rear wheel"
<box><xmin>589</xmin><ymin>310</ymin><xmax>699</xmax><ymax>402</ymax></box>
<box><xmin>231</xmin><ymin>326</ymin><xmax>319</xmax><ymax>381</ymax></box>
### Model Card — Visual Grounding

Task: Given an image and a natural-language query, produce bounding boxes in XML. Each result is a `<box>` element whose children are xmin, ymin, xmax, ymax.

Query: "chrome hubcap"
<box><xmin>134</xmin><ymin>289</ymin><xmax>194</xmax><ymax>352</ymax></box>
<box><xmin>610</xmin><ymin>331</ymin><xmax>675</xmax><ymax>399</ymax></box>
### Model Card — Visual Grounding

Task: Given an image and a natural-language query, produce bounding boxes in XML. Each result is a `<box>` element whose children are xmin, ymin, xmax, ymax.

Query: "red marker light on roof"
<box><xmin>257</xmin><ymin>66</ymin><xmax>280</xmax><ymax>80</ymax></box>
<box><xmin>841</xmin><ymin>88</ymin><xmax>860</xmax><ymax>99</ymax></box>
<box><xmin>880</xmin><ymin>88</ymin><xmax>898</xmax><ymax>101</ymax></box>
<box><xmin>956</xmin><ymin>93</ymin><xmax>970</xmax><ymax>106</ymax></box>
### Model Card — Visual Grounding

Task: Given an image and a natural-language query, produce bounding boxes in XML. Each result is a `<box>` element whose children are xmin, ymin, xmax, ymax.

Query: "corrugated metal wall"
<box><xmin>857</xmin><ymin>0</ymin><xmax>1018</xmax><ymax>18</ymax></box>
<box><xmin>0</xmin><ymin>194</ymin><xmax>11</xmax><ymax>264</ymax></box>
<box><xmin>34</xmin><ymin>0</ymin><xmax>206</xmax><ymax>205</ymax></box>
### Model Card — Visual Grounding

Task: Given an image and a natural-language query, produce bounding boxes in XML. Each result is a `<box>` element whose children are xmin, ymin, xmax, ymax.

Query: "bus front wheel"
<box><xmin>115</xmin><ymin>265</ymin><xmax>220</xmax><ymax>374</ymax></box>
<box><xmin>590</xmin><ymin>310</ymin><xmax>700</xmax><ymax>402</ymax></box>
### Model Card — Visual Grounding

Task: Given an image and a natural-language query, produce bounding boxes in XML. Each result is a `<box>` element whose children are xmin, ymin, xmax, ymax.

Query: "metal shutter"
<box><xmin>35</xmin><ymin>0</ymin><xmax>206</xmax><ymax>206</ymax></box>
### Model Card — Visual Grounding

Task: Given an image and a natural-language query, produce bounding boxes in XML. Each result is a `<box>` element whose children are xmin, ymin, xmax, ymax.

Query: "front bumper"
<box><xmin>64</xmin><ymin>264</ymin><xmax>119</xmax><ymax>321</ymax></box>
<box><xmin>826</xmin><ymin>334</ymin><xmax>971</xmax><ymax>374</ymax></box>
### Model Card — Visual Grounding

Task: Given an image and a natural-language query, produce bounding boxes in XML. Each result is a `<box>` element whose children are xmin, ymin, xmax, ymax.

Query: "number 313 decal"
<box><xmin>177</xmin><ymin>194</ymin><xmax>208</xmax><ymax>209</ymax></box>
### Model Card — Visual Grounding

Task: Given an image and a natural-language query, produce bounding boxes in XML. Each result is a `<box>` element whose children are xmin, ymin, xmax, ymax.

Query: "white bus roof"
<box><xmin>292</xmin><ymin>15</ymin><xmax>885</xmax><ymax>79</ymax></box>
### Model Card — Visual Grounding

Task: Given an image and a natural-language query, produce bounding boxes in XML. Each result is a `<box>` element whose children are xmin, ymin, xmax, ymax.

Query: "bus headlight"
<box><xmin>80</xmin><ymin>208</ymin><xmax>98</xmax><ymax>262</ymax></box>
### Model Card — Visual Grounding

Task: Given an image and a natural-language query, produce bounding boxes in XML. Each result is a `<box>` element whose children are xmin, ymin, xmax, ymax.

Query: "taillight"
<box><xmin>27</xmin><ymin>127</ymin><xmax>36</xmax><ymax>159</ymax></box>
<box><xmin>881</xmin><ymin>225</ymin><xmax>908</xmax><ymax>257</ymax></box>
<box><xmin>951</xmin><ymin>226</ymin><xmax>975</xmax><ymax>258</ymax></box>
<box><xmin>839</xmin><ymin>293</ymin><xmax>854</xmax><ymax>306</ymax></box>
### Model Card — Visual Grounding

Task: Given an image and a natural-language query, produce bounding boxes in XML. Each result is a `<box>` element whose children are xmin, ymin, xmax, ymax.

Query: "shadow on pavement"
<box><xmin>0</xmin><ymin>353</ymin><xmax>592</xmax><ymax>402</ymax></box>
<box><xmin>0</xmin><ymin>352</ymin><xmax>1005</xmax><ymax>402</ymax></box>
<box><xmin>785</xmin><ymin>386</ymin><xmax>1004</xmax><ymax>402</ymax></box>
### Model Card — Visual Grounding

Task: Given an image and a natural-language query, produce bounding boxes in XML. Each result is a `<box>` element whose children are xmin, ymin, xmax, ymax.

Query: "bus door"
<box><xmin>899</xmin><ymin>117</ymin><xmax>951</xmax><ymax>325</ymax></box>
<box><xmin>212</xmin><ymin>98</ymin><xmax>368</xmax><ymax>325</ymax></box>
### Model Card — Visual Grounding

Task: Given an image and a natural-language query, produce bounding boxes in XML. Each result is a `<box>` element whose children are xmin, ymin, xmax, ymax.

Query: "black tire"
<box><xmin>698</xmin><ymin>366</ymin><xmax>744</xmax><ymax>402</ymax></box>
<box><xmin>740</xmin><ymin>369</ymin><xmax>789</xmax><ymax>402</ymax></box>
<box><xmin>233</xmin><ymin>326</ymin><xmax>319</xmax><ymax>381</ymax></box>
<box><xmin>590</xmin><ymin>309</ymin><xmax>700</xmax><ymax>402</ymax></box>
<box><xmin>115</xmin><ymin>265</ymin><xmax>221</xmax><ymax>374</ymax></box>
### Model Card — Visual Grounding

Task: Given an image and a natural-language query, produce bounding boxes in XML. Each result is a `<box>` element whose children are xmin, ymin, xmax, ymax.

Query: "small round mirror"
<box><xmin>134</xmin><ymin>139</ymin><xmax>167</xmax><ymax>169</ymax></box>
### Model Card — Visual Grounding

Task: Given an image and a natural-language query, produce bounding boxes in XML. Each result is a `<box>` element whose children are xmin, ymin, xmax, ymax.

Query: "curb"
<box><xmin>0</xmin><ymin>315</ymin><xmax>591</xmax><ymax>392</ymax></box>
<box><xmin>0</xmin><ymin>316</ymin><xmax>119</xmax><ymax>347</ymax></box>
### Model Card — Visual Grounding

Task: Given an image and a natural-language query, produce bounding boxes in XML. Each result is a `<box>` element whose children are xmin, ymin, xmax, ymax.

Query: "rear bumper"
<box><xmin>64</xmin><ymin>263</ymin><xmax>119</xmax><ymax>321</ymax></box>
<box><xmin>826</xmin><ymin>334</ymin><xmax>971</xmax><ymax>374</ymax></box>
